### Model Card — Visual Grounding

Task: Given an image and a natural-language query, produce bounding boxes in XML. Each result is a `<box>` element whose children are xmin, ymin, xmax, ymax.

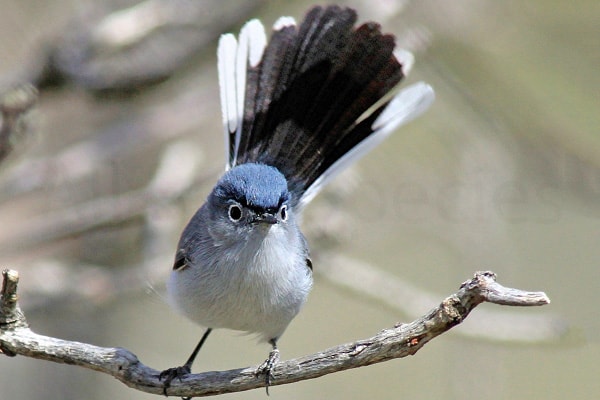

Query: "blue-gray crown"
<box><xmin>212</xmin><ymin>163</ymin><xmax>290</xmax><ymax>211</ymax></box>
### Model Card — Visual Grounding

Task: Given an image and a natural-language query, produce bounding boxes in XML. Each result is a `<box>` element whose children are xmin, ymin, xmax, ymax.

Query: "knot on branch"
<box><xmin>440</xmin><ymin>295</ymin><xmax>464</xmax><ymax>326</ymax></box>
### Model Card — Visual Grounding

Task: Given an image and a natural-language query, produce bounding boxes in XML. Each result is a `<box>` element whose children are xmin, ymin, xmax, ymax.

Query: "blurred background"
<box><xmin>0</xmin><ymin>0</ymin><xmax>598</xmax><ymax>399</ymax></box>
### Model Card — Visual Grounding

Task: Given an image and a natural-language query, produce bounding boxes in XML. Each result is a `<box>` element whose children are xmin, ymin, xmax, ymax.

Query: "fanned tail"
<box><xmin>218</xmin><ymin>6</ymin><xmax>434</xmax><ymax>208</ymax></box>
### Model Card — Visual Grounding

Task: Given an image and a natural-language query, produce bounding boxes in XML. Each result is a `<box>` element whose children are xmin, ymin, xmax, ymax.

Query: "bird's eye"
<box><xmin>228</xmin><ymin>204</ymin><xmax>242</xmax><ymax>222</ymax></box>
<box><xmin>279</xmin><ymin>204</ymin><xmax>288</xmax><ymax>221</ymax></box>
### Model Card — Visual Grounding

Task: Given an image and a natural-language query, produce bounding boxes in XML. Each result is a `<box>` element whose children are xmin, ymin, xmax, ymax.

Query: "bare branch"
<box><xmin>1</xmin><ymin>268</ymin><xmax>550</xmax><ymax>397</ymax></box>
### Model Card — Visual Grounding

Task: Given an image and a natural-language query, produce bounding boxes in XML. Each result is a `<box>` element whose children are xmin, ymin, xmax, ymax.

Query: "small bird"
<box><xmin>160</xmin><ymin>5</ymin><xmax>434</xmax><ymax>395</ymax></box>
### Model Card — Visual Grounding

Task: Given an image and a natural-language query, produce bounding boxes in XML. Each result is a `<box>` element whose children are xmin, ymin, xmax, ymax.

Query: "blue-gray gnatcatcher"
<box><xmin>159</xmin><ymin>5</ymin><xmax>434</xmax><ymax>394</ymax></box>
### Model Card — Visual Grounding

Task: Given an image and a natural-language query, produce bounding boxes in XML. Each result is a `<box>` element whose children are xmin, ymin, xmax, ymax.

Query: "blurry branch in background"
<box><xmin>5</xmin><ymin>140</ymin><xmax>205</xmax><ymax>252</ymax></box>
<box><xmin>0</xmin><ymin>85</ymin><xmax>38</xmax><ymax>164</ymax></box>
<box><xmin>32</xmin><ymin>0</ymin><xmax>265</xmax><ymax>92</ymax></box>
<box><xmin>0</xmin><ymin>269</ymin><xmax>550</xmax><ymax>397</ymax></box>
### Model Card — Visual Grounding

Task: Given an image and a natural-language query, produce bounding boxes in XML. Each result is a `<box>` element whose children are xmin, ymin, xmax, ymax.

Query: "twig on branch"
<box><xmin>1</xmin><ymin>268</ymin><xmax>549</xmax><ymax>397</ymax></box>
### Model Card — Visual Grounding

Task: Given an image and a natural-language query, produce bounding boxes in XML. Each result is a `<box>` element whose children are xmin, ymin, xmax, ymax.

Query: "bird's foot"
<box><xmin>255</xmin><ymin>348</ymin><xmax>280</xmax><ymax>395</ymax></box>
<box><xmin>158</xmin><ymin>365</ymin><xmax>191</xmax><ymax>398</ymax></box>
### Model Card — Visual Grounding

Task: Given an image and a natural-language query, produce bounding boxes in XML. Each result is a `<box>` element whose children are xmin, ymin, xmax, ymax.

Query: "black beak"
<box><xmin>254</xmin><ymin>212</ymin><xmax>278</xmax><ymax>225</ymax></box>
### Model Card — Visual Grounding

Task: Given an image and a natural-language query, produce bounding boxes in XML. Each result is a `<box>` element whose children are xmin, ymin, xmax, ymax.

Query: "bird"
<box><xmin>159</xmin><ymin>4</ymin><xmax>434</xmax><ymax>396</ymax></box>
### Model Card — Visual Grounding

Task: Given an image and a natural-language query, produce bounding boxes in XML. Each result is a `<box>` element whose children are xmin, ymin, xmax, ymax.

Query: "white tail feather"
<box><xmin>372</xmin><ymin>82</ymin><xmax>434</xmax><ymax>131</ymax></box>
<box><xmin>299</xmin><ymin>82</ymin><xmax>435</xmax><ymax>208</ymax></box>
<box><xmin>218</xmin><ymin>20</ymin><xmax>267</xmax><ymax>169</ymax></box>
<box><xmin>394</xmin><ymin>49</ymin><xmax>415</xmax><ymax>76</ymax></box>
<box><xmin>217</xmin><ymin>33</ymin><xmax>238</xmax><ymax>169</ymax></box>
<box><xmin>273</xmin><ymin>16</ymin><xmax>296</xmax><ymax>31</ymax></box>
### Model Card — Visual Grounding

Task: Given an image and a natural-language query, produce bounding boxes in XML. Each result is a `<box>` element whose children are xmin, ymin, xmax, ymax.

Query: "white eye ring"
<box><xmin>279</xmin><ymin>204</ymin><xmax>288</xmax><ymax>221</ymax></box>
<box><xmin>228</xmin><ymin>204</ymin><xmax>242</xmax><ymax>222</ymax></box>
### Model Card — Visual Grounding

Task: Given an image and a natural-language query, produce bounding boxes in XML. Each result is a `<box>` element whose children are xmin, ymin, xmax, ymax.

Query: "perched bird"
<box><xmin>160</xmin><ymin>5</ymin><xmax>434</xmax><ymax>395</ymax></box>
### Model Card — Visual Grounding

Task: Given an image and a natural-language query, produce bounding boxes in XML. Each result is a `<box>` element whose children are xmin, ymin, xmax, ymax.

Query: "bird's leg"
<box><xmin>256</xmin><ymin>338</ymin><xmax>280</xmax><ymax>395</ymax></box>
<box><xmin>159</xmin><ymin>328</ymin><xmax>212</xmax><ymax>398</ymax></box>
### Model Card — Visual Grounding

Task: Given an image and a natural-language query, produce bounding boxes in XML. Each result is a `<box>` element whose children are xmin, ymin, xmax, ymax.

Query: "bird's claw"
<box><xmin>255</xmin><ymin>348</ymin><xmax>280</xmax><ymax>395</ymax></box>
<box><xmin>158</xmin><ymin>365</ymin><xmax>191</xmax><ymax>397</ymax></box>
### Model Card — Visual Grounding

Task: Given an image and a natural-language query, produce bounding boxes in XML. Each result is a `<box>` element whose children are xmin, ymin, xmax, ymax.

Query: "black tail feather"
<box><xmin>236</xmin><ymin>6</ymin><xmax>405</xmax><ymax>198</ymax></box>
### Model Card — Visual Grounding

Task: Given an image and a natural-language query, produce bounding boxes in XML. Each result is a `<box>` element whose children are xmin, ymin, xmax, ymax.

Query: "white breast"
<box><xmin>167</xmin><ymin>223</ymin><xmax>312</xmax><ymax>342</ymax></box>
